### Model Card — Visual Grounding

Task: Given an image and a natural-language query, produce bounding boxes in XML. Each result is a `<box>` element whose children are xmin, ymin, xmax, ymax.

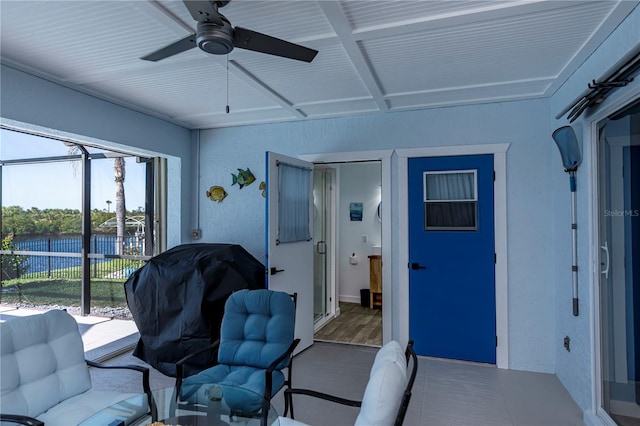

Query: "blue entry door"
<box><xmin>408</xmin><ymin>154</ymin><xmax>496</xmax><ymax>363</ymax></box>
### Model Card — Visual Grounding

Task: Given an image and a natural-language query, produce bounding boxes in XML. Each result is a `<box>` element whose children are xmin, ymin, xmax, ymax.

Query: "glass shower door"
<box><xmin>598</xmin><ymin>106</ymin><xmax>640</xmax><ymax>422</ymax></box>
<box><xmin>313</xmin><ymin>169</ymin><xmax>332</xmax><ymax>326</ymax></box>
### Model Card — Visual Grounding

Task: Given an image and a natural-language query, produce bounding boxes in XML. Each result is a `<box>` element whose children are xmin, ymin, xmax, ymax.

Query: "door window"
<box><xmin>423</xmin><ymin>170</ymin><xmax>477</xmax><ymax>231</ymax></box>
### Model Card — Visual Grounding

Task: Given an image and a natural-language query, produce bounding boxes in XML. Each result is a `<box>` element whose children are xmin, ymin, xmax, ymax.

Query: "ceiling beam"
<box><xmin>134</xmin><ymin>0</ymin><xmax>195</xmax><ymax>35</ymax></box>
<box><xmin>227</xmin><ymin>60</ymin><xmax>306</xmax><ymax>119</ymax></box>
<box><xmin>318</xmin><ymin>1</ymin><xmax>388</xmax><ymax>112</ymax></box>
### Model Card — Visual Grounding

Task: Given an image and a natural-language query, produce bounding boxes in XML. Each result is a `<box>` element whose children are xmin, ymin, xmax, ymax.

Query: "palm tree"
<box><xmin>114</xmin><ymin>157</ymin><xmax>126</xmax><ymax>255</ymax></box>
<box><xmin>106</xmin><ymin>200</ymin><xmax>112</xmax><ymax>213</ymax></box>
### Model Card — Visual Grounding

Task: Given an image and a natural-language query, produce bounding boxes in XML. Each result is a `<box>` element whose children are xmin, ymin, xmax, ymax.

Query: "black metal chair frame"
<box><xmin>171</xmin><ymin>292</ymin><xmax>300</xmax><ymax>425</ymax></box>
<box><xmin>284</xmin><ymin>340</ymin><xmax>418</xmax><ymax>426</ymax></box>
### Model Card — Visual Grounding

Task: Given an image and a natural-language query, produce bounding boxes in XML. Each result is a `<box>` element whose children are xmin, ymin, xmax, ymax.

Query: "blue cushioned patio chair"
<box><xmin>174</xmin><ymin>289</ymin><xmax>299</xmax><ymax>424</ymax></box>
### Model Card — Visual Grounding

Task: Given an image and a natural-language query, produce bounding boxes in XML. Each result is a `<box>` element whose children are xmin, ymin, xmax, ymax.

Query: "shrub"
<box><xmin>1</xmin><ymin>233</ymin><xmax>29</xmax><ymax>280</ymax></box>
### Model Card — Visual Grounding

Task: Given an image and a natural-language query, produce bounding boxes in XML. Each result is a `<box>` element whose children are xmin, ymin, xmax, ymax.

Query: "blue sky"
<box><xmin>1</xmin><ymin>129</ymin><xmax>146</xmax><ymax>210</ymax></box>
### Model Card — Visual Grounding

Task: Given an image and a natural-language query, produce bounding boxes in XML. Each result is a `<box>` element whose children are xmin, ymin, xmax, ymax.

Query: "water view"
<box><xmin>1</xmin><ymin>128</ymin><xmax>154</xmax><ymax>317</ymax></box>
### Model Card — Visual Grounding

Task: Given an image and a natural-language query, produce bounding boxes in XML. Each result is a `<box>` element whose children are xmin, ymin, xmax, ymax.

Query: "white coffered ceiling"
<box><xmin>1</xmin><ymin>1</ymin><xmax>637</xmax><ymax>129</ymax></box>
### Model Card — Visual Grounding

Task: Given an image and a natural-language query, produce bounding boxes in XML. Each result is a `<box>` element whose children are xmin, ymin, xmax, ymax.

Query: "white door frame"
<box><xmin>301</xmin><ymin>150</ymin><xmax>393</xmax><ymax>344</ymax></box>
<box><xmin>397</xmin><ymin>144</ymin><xmax>510</xmax><ymax>368</ymax></box>
<box><xmin>587</xmin><ymin>86</ymin><xmax>640</xmax><ymax>425</ymax></box>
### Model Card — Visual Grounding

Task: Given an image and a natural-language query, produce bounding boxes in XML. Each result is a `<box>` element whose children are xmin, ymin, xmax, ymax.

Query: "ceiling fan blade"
<box><xmin>183</xmin><ymin>0</ymin><xmax>224</xmax><ymax>25</ymax></box>
<box><xmin>233</xmin><ymin>27</ymin><xmax>318</xmax><ymax>63</ymax></box>
<box><xmin>141</xmin><ymin>34</ymin><xmax>197</xmax><ymax>61</ymax></box>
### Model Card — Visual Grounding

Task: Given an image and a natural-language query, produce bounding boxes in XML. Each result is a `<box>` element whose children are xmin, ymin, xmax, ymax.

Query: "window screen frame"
<box><xmin>422</xmin><ymin>169</ymin><xmax>479</xmax><ymax>231</ymax></box>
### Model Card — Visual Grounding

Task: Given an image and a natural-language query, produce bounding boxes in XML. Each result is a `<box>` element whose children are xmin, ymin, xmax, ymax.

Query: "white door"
<box><xmin>265</xmin><ymin>152</ymin><xmax>314</xmax><ymax>353</ymax></box>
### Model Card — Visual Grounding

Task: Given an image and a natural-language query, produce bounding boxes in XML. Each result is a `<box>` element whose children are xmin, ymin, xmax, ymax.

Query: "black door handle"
<box><xmin>410</xmin><ymin>263</ymin><xmax>427</xmax><ymax>270</ymax></box>
<box><xmin>270</xmin><ymin>267</ymin><xmax>285</xmax><ymax>275</ymax></box>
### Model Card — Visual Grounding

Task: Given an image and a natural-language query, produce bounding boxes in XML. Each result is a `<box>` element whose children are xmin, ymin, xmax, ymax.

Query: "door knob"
<box><xmin>410</xmin><ymin>263</ymin><xmax>427</xmax><ymax>270</ymax></box>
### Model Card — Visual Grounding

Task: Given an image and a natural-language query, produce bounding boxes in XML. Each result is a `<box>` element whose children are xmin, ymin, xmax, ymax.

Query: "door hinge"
<box><xmin>493</xmin><ymin>171</ymin><xmax>496</xmax><ymax>181</ymax></box>
<box><xmin>494</xmin><ymin>253</ymin><xmax>497</xmax><ymax>264</ymax></box>
<box><xmin>496</xmin><ymin>336</ymin><xmax>498</xmax><ymax>347</ymax></box>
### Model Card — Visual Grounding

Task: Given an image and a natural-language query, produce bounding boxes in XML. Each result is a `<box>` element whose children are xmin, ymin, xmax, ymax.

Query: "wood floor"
<box><xmin>314</xmin><ymin>302</ymin><xmax>382</xmax><ymax>346</ymax></box>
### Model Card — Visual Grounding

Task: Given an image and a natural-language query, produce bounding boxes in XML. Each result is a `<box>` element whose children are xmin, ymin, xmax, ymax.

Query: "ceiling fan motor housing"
<box><xmin>197</xmin><ymin>19</ymin><xmax>234</xmax><ymax>55</ymax></box>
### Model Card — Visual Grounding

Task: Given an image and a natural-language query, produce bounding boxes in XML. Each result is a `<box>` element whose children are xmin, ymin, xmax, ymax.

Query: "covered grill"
<box><xmin>124</xmin><ymin>243</ymin><xmax>265</xmax><ymax>377</ymax></box>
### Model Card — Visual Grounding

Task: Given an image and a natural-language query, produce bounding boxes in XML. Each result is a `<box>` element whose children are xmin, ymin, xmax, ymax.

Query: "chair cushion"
<box><xmin>181</xmin><ymin>364</ymin><xmax>285</xmax><ymax>412</ymax></box>
<box><xmin>218</xmin><ymin>289</ymin><xmax>295</xmax><ymax>370</ymax></box>
<box><xmin>1</xmin><ymin>310</ymin><xmax>91</xmax><ymax>418</ymax></box>
<box><xmin>370</xmin><ymin>340</ymin><xmax>407</xmax><ymax>382</ymax></box>
<box><xmin>38</xmin><ymin>391</ymin><xmax>147</xmax><ymax>426</ymax></box>
<box><xmin>355</xmin><ymin>341</ymin><xmax>408</xmax><ymax>426</ymax></box>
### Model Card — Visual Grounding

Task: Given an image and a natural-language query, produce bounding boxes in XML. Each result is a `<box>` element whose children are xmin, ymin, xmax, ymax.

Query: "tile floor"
<box><xmin>0</xmin><ymin>306</ymin><xmax>586</xmax><ymax>425</ymax></box>
<box><xmin>93</xmin><ymin>342</ymin><xmax>585</xmax><ymax>425</ymax></box>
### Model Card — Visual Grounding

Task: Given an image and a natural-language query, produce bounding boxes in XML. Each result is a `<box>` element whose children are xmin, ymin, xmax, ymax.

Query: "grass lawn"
<box><xmin>1</xmin><ymin>278</ymin><xmax>129</xmax><ymax>308</ymax></box>
<box><xmin>1</xmin><ymin>257</ymin><xmax>143</xmax><ymax>308</ymax></box>
<box><xmin>20</xmin><ymin>259</ymin><xmax>145</xmax><ymax>280</ymax></box>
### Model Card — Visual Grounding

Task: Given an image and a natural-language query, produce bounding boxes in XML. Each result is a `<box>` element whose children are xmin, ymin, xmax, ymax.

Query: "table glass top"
<box><xmin>149</xmin><ymin>383</ymin><xmax>279</xmax><ymax>426</ymax></box>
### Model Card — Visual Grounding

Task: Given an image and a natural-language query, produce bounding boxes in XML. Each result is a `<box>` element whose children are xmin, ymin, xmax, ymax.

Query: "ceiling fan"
<box><xmin>142</xmin><ymin>0</ymin><xmax>318</xmax><ymax>62</ymax></box>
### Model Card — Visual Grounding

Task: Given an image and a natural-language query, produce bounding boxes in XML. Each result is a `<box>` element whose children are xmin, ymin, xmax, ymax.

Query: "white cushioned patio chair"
<box><xmin>0</xmin><ymin>309</ymin><xmax>155</xmax><ymax>426</ymax></box>
<box><xmin>279</xmin><ymin>340</ymin><xmax>417</xmax><ymax>426</ymax></box>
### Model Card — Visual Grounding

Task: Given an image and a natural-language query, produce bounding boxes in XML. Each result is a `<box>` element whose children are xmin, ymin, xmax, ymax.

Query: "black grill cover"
<box><xmin>124</xmin><ymin>243</ymin><xmax>264</xmax><ymax>377</ymax></box>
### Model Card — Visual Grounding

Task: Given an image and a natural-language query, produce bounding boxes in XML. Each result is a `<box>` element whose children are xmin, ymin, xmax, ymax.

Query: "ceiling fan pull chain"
<box><xmin>226</xmin><ymin>54</ymin><xmax>230</xmax><ymax>114</ymax></box>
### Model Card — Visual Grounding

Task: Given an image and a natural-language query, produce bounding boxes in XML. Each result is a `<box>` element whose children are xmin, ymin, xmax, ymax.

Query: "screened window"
<box><xmin>1</xmin><ymin>127</ymin><xmax>166</xmax><ymax>316</ymax></box>
<box><xmin>278</xmin><ymin>162</ymin><xmax>312</xmax><ymax>243</ymax></box>
<box><xmin>423</xmin><ymin>170</ymin><xmax>478</xmax><ymax>231</ymax></box>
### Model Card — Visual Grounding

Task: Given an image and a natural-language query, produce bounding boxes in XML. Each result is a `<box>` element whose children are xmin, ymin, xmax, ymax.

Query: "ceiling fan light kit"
<box><xmin>197</xmin><ymin>20</ymin><xmax>234</xmax><ymax>55</ymax></box>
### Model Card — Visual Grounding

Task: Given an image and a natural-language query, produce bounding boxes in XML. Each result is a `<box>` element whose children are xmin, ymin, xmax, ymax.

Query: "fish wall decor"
<box><xmin>231</xmin><ymin>168</ymin><xmax>256</xmax><ymax>189</ymax></box>
<box><xmin>206</xmin><ymin>186</ymin><xmax>228</xmax><ymax>203</ymax></box>
<box><xmin>259</xmin><ymin>181</ymin><xmax>266</xmax><ymax>198</ymax></box>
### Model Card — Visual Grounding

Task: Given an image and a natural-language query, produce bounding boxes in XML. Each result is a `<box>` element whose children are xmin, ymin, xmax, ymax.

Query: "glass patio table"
<box><xmin>78</xmin><ymin>384</ymin><xmax>279</xmax><ymax>426</ymax></box>
<box><xmin>149</xmin><ymin>383</ymin><xmax>279</xmax><ymax>426</ymax></box>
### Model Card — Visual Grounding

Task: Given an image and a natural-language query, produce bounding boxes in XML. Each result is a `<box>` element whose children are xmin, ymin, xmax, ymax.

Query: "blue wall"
<box><xmin>549</xmin><ymin>5</ymin><xmax>640</xmax><ymax>416</ymax></box>
<box><xmin>197</xmin><ymin>98</ymin><xmax>558</xmax><ymax>373</ymax></box>
<box><xmin>0</xmin><ymin>64</ymin><xmax>194</xmax><ymax>246</ymax></box>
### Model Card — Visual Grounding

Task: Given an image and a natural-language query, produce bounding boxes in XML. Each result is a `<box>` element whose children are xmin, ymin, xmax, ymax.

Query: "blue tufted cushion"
<box><xmin>181</xmin><ymin>364</ymin><xmax>285</xmax><ymax>412</ymax></box>
<box><xmin>217</xmin><ymin>289</ymin><xmax>295</xmax><ymax>370</ymax></box>
<box><xmin>180</xmin><ymin>289</ymin><xmax>295</xmax><ymax>413</ymax></box>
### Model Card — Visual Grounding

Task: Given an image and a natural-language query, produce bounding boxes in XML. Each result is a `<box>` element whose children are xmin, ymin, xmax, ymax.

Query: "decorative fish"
<box><xmin>231</xmin><ymin>167</ymin><xmax>256</xmax><ymax>189</ymax></box>
<box><xmin>259</xmin><ymin>181</ymin><xmax>266</xmax><ymax>198</ymax></box>
<box><xmin>206</xmin><ymin>186</ymin><xmax>228</xmax><ymax>203</ymax></box>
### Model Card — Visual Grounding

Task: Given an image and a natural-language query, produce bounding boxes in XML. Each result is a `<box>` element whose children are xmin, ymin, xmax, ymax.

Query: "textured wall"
<box><xmin>549</xmin><ymin>5</ymin><xmax>640</xmax><ymax>417</ymax></box>
<box><xmin>0</xmin><ymin>64</ymin><xmax>194</xmax><ymax>246</ymax></box>
<box><xmin>335</xmin><ymin>162</ymin><xmax>382</xmax><ymax>303</ymax></box>
<box><xmin>197</xmin><ymin>97</ymin><xmax>557</xmax><ymax>373</ymax></box>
